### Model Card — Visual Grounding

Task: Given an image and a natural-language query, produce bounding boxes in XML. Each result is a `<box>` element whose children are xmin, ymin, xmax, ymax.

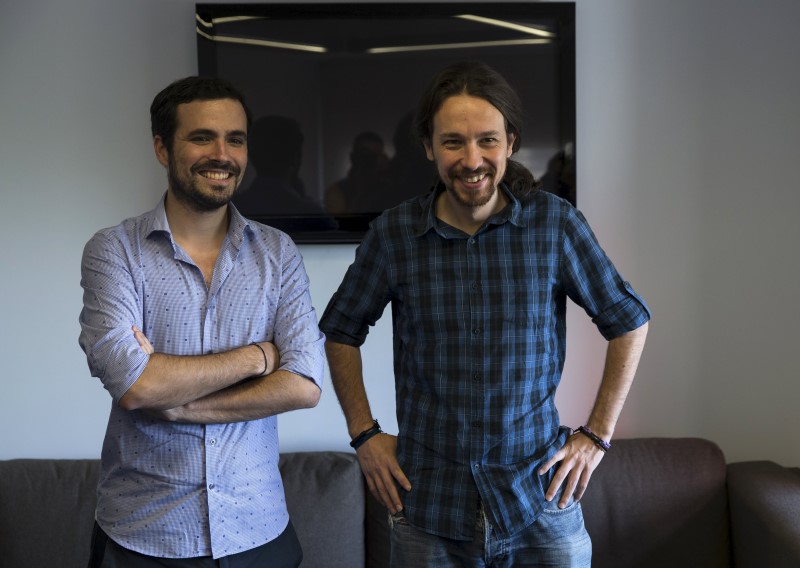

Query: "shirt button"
<box><xmin>473</xmin><ymin>464</ymin><xmax>480</xmax><ymax>471</ymax></box>
<box><xmin>209</xmin><ymin>483</ymin><xmax>215</xmax><ymax>490</ymax></box>
<box><xmin>473</xmin><ymin>374</ymin><xmax>481</xmax><ymax>382</ymax></box>
<box><xmin>472</xmin><ymin>328</ymin><xmax>482</xmax><ymax>336</ymax></box>
<box><xmin>472</xmin><ymin>421</ymin><xmax>481</xmax><ymax>428</ymax></box>
<box><xmin>209</xmin><ymin>439</ymin><xmax>216</xmax><ymax>445</ymax></box>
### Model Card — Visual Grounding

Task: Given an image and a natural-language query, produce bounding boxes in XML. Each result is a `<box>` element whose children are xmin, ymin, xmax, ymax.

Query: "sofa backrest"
<box><xmin>580</xmin><ymin>437</ymin><xmax>731</xmax><ymax>568</ymax></box>
<box><xmin>279</xmin><ymin>451</ymin><xmax>365</xmax><ymax>568</ymax></box>
<box><xmin>0</xmin><ymin>440</ymin><xmax>733</xmax><ymax>568</ymax></box>
<box><xmin>728</xmin><ymin>460</ymin><xmax>800</xmax><ymax>568</ymax></box>
<box><xmin>0</xmin><ymin>458</ymin><xmax>99</xmax><ymax>568</ymax></box>
<box><xmin>0</xmin><ymin>452</ymin><xmax>365</xmax><ymax>568</ymax></box>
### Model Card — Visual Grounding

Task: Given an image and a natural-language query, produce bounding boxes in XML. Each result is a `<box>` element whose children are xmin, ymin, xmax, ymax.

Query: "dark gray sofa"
<box><xmin>1</xmin><ymin>438</ymin><xmax>798</xmax><ymax>568</ymax></box>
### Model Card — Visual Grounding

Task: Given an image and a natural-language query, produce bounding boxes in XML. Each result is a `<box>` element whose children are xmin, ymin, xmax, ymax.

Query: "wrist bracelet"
<box><xmin>350</xmin><ymin>419</ymin><xmax>382</xmax><ymax>450</ymax></box>
<box><xmin>250</xmin><ymin>342</ymin><xmax>268</xmax><ymax>375</ymax></box>
<box><xmin>576</xmin><ymin>425</ymin><xmax>611</xmax><ymax>453</ymax></box>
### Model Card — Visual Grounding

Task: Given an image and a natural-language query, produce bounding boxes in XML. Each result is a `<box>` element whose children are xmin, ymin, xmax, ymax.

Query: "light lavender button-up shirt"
<box><xmin>79</xmin><ymin>196</ymin><xmax>324</xmax><ymax>559</ymax></box>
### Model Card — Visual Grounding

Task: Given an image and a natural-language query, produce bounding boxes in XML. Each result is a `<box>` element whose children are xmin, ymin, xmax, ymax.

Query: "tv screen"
<box><xmin>196</xmin><ymin>2</ymin><xmax>576</xmax><ymax>243</ymax></box>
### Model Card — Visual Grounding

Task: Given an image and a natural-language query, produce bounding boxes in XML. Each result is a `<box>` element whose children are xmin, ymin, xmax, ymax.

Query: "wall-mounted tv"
<box><xmin>196</xmin><ymin>2</ymin><xmax>576</xmax><ymax>243</ymax></box>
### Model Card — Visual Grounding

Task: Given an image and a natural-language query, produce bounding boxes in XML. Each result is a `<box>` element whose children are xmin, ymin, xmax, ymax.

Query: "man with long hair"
<box><xmin>320</xmin><ymin>61</ymin><xmax>650</xmax><ymax>567</ymax></box>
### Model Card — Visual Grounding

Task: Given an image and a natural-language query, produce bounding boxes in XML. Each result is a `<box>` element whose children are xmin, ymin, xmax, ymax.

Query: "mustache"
<box><xmin>191</xmin><ymin>160</ymin><xmax>242</xmax><ymax>177</ymax></box>
<box><xmin>451</xmin><ymin>165</ymin><xmax>493</xmax><ymax>177</ymax></box>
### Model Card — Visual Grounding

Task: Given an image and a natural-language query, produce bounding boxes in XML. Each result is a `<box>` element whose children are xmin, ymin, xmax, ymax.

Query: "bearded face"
<box><xmin>156</xmin><ymin>98</ymin><xmax>248</xmax><ymax>213</ymax></box>
<box><xmin>424</xmin><ymin>95</ymin><xmax>515</xmax><ymax>212</ymax></box>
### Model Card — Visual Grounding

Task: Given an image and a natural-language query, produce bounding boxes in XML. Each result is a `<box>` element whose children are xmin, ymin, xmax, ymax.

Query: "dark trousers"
<box><xmin>88</xmin><ymin>521</ymin><xmax>303</xmax><ymax>568</ymax></box>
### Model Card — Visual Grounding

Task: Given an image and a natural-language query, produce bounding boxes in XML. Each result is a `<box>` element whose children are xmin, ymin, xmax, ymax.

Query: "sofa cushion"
<box><xmin>580</xmin><ymin>437</ymin><xmax>730</xmax><ymax>568</ymax></box>
<box><xmin>279</xmin><ymin>451</ymin><xmax>365</xmax><ymax>568</ymax></box>
<box><xmin>727</xmin><ymin>460</ymin><xmax>800</xmax><ymax>568</ymax></box>
<box><xmin>0</xmin><ymin>458</ymin><xmax>99</xmax><ymax>568</ymax></box>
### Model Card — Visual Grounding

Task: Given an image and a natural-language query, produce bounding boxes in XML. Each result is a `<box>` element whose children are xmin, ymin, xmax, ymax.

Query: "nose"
<box><xmin>209</xmin><ymin>139</ymin><xmax>232</xmax><ymax>162</ymax></box>
<box><xmin>461</xmin><ymin>142</ymin><xmax>483</xmax><ymax>171</ymax></box>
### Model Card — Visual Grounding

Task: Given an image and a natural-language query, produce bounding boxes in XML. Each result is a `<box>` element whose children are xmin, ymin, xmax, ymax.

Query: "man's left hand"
<box><xmin>133</xmin><ymin>325</ymin><xmax>154</xmax><ymax>354</ymax></box>
<box><xmin>538</xmin><ymin>433</ymin><xmax>604</xmax><ymax>508</ymax></box>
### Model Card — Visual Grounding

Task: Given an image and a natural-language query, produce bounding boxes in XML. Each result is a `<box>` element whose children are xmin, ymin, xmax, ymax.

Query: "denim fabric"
<box><xmin>389</xmin><ymin>487</ymin><xmax>591</xmax><ymax>568</ymax></box>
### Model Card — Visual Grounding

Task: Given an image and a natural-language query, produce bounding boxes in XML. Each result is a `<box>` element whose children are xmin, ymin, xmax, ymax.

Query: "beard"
<box><xmin>442</xmin><ymin>166</ymin><xmax>499</xmax><ymax>209</ymax></box>
<box><xmin>168</xmin><ymin>156</ymin><xmax>242</xmax><ymax>213</ymax></box>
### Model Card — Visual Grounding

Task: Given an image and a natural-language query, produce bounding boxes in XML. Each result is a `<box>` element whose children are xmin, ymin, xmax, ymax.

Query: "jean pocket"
<box><xmin>543</xmin><ymin>499</ymin><xmax>582</xmax><ymax>515</ymax></box>
<box><xmin>542</xmin><ymin>483</ymin><xmax>580</xmax><ymax>514</ymax></box>
<box><xmin>388</xmin><ymin>510</ymin><xmax>409</xmax><ymax>528</ymax></box>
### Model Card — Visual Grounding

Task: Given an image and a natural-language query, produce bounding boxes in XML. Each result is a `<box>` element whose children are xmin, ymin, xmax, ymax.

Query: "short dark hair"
<box><xmin>414</xmin><ymin>61</ymin><xmax>538</xmax><ymax>197</ymax></box>
<box><xmin>150</xmin><ymin>76</ymin><xmax>253</xmax><ymax>152</ymax></box>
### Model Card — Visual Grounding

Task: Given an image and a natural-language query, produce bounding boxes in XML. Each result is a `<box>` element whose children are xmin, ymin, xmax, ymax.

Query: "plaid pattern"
<box><xmin>79</xmin><ymin>197</ymin><xmax>324</xmax><ymax>558</ymax></box>
<box><xmin>320</xmin><ymin>185</ymin><xmax>650</xmax><ymax>540</ymax></box>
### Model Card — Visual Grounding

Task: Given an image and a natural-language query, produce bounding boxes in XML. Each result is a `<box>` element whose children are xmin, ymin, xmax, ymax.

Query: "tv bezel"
<box><xmin>196</xmin><ymin>2</ymin><xmax>576</xmax><ymax>244</ymax></box>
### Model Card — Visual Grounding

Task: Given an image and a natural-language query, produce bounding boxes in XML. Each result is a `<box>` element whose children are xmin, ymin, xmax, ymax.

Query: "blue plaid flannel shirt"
<box><xmin>320</xmin><ymin>184</ymin><xmax>650</xmax><ymax>540</ymax></box>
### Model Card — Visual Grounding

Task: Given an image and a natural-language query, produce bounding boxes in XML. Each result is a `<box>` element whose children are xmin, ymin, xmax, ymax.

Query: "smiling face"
<box><xmin>154</xmin><ymin>98</ymin><xmax>248</xmax><ymax>213</ymax></box>
<box><xmin>423</xmin><ymin>94</ymin><xmax>515</xmax><ymax>213</ymax></box>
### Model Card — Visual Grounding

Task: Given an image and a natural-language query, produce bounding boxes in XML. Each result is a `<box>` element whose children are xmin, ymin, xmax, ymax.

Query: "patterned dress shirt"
<box><xmin>319</xmin><ymin>184</ymin><xmax>650</xmax><ymax>540</ymax></box>
<box><xmin>79</xmin><ymin>196</ymin><xmax>324</xmax><ymax>559</ymax></box>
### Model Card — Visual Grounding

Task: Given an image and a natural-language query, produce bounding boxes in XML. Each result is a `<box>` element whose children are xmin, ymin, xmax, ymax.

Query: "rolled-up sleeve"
<box><xmin>319</xmin><ymin>224</ymin><xmax>391</xmax><ymax>347</ymax></box>
<box><xmin>78</xmin><ymin>230</ymin><xmax>149</xmax><ymax>403</ymax></box>
<box><xmin>273</xmin><ymin>236</ymin><xmax>325</xmax><ymax>389</ymax></box>
<box><xmin>561</xmin><ymin>208</ymin><xmax>651</xmax><ymax>340</ymax></box>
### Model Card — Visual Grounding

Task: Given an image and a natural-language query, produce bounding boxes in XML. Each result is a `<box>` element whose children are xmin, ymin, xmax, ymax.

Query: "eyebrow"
<box><xmin>437</xmin><ymin>130</ymin><xmax>502</xmax><ymax>140</ymax></box>
<box><xmin>184</xmin><ymin>128</ymin><xmax>247</xmax><ymax>139</ymax></box>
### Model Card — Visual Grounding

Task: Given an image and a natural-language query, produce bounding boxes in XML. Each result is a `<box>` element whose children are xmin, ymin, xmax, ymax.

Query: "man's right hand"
<box><xmin>356</xmin><ymin>433</ymin><xmax>411</xmax><ymax>514</ymax></box>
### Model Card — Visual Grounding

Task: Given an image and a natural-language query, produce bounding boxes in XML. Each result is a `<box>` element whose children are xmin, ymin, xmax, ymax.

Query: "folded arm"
<box><xmin>156</xmin><ymin>369</ymin><xmax>320</xmax><ymax>424</ymax></box>
<box><xmin>132</xmin><ymin>327</ymin><xmax>319</xmax><ymax>422</ymax></box>
<box><xmin>119</xmin><ymin>329</ymin><xmax>279</xmax><ymax>411</ymax></box>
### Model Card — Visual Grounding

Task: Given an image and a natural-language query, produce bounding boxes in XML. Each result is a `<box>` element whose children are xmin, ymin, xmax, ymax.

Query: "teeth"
<box><xmin>464</xmin><ymin>174</ymin><xmax>486</xmax><ymax>183</ymax></box>
<box><xmin>202</xmin><ymin>171</ymin><xmax>231</xmax><ymax>180</ymax></box>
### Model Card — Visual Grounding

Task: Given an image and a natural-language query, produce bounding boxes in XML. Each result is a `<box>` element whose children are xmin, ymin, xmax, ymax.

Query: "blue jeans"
<box><xmin>389</xmin><ymin>494</ymin><xmax>591</xmax><ymax>568</ymax></box>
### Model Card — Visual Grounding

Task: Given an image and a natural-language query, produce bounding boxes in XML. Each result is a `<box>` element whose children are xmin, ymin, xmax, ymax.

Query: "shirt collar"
<box><xmin>145</xmin><ymin>192</ymin><xmax>252</xmax><ymax>250</ymax></box>
<box><xmin>414</xmin><ymin>182</ymin><xmax>527</xmax><ymax>237</ymax></box>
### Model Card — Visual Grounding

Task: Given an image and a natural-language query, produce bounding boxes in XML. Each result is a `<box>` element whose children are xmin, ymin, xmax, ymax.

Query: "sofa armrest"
<box><xmin>728</xmin><ymin>460</ymin><xmax>800</xmax><ymax>568</ymax></box>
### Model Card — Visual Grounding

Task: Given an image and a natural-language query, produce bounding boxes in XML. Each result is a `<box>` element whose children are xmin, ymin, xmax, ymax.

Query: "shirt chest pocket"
<box><xmin>494</xmin><ymin>269</ymin><xmax>555</xmax><ymax>337</ymax></box>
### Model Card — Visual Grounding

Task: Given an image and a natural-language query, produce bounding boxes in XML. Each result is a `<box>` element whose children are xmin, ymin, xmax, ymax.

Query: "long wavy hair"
<box><xmin>414</xmin><ymin>61</ymin><xmax>539</xmax><ymax>198</ymax></box>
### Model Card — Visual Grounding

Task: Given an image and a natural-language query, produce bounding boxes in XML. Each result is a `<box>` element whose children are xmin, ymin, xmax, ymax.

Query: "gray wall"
<box><xmin>1</xmin><ymin>0</ymin><xmax>798</xmax><ymax>466</ymax></box>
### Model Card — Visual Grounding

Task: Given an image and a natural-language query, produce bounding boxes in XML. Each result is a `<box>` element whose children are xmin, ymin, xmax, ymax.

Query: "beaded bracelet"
<box><xmin>576</xmin><ymin>425</ymin><xmax>611</xmax><ymax>453</ymax></box>
<box><xmin>350</xmin><ymin>419</ymin><xmax>382</xmax><ymax>450</ymax></box>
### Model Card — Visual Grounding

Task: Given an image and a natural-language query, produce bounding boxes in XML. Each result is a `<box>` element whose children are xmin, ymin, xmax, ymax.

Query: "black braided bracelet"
<box><xmin>576</xmin><ymin>425</ymin><xmax>611</xmax><ymax>453</ymax></box>
<box><xmin>350</xmin><ymin>419</ymin><xmax>382</xmax><ymax>450</ymax></box>
<box><xmin>250</xmin><ymin>342</ymin><xmax>268</xmax><ymax>375</ymax></box>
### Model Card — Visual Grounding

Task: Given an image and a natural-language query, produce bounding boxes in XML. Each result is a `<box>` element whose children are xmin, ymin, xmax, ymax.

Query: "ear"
<box><xmin>506</xmin><ymin>133</ymin><xmax>517</xmax><ymax>158</ymax></box>
<box><xmin>153</xmin><ymin>136</ymin><xmax>170</xmax><ymax>168</ymax></box>
<box><xmin>423</xmin><ymin>139</ymin><xmax>434</xmax><ymax>161</ymax></box>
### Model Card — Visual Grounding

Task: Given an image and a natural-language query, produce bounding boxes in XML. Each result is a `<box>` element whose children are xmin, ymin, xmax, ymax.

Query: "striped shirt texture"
<box><xmin>79</xmin><ymin>196</ymin><xmax>324</xmax><ymax>559</ymax></box>
<box><xmin>319</xmin><ymin>184</ymin><xmax>650</xmax><ymax>541</ymax></box>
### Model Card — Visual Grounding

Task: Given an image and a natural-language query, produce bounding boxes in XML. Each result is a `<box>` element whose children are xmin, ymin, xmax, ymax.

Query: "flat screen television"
<box><xmin>196</xmin><ymin>2</ymin><xmax>576</xmax><ymax>243</ymax></box>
